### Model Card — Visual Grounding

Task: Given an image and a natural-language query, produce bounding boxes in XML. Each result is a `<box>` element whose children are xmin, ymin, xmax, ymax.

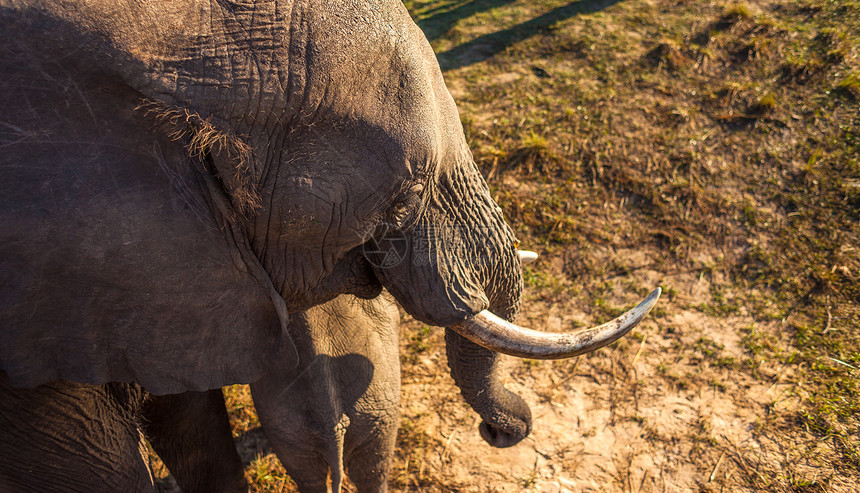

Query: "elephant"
<box><xmin>0</xmin><ymin>377</ymin><xmax>157</xmax><ymax>491</ymax></box>
<box><xmin>0</xmin><ymin>293</ymin><xmax>398</xmax><ymax>493</ymax></box>
<box><xmin>250</xmin><ymin>293</ymin><xmax>401</xmax><ymax>493</ymax></box>
<box><xmin>142</xmin><ymin>293</ymin><xmax>401</xmax><ymax>493</ymax></box>
<box><xmin>0</xmin><ymin>0</ymin><xmax>659</xmax><ymax>490</ymax></box>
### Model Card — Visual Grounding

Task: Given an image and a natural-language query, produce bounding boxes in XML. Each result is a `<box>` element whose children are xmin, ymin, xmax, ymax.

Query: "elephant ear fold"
<box><xmin>0</xmin><ymin>75</ymin><xmax>296</xmax><ymax>394</ymax></box>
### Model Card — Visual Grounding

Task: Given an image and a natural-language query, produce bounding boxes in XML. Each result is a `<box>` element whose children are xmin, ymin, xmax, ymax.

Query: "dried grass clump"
<box><xmin>506</xmin><ymin>131</ymin><xmax>557</xmax><ymax>174</ymax></box>
<box><xmin>645</xmin><ymin>40</ymin><xmax>692</xmax><ymax>72</ymax></box>
<box><xmin>836</xmin><ymin>72</ymin><xmax>860</xmax><ymax>99</ymax></box>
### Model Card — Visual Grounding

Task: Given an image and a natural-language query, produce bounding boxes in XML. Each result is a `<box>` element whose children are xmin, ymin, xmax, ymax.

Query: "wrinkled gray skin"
<box><xmin>148</xmin><ymin>293</ymin><xmax>400</xmax><ymax>493</ymax></box>
<box><xmin>251</xmin><ymin>293</ymin><xmax>401</xmax><ymax>493</ymax></box>
<box><xmin>0</xmin><ymin>294</ymin><xmax>398</xmax><ymax>493</ymax></box>
<box><xmin>0</xmin><ymin>376</ymin><xmax>158</xmax><ymax>492</ymax></box>
<box><xmin>1</xmin><ymin>0</ymin><xmax>531</xmax><ymax>489</ymax></box>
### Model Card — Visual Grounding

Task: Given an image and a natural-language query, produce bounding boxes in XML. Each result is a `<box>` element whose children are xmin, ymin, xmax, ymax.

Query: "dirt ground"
<box><xmin>390</xmin><ymin>250</ymin><xmax>807</xmax><ymax>492</ymax></box>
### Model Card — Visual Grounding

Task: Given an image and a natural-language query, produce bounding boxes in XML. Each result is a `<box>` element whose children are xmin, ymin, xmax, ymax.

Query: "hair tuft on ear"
<box><xmin>136</xmin><ymin>99</ymin><xmax>262</xmax><ymax>215</ymax></box>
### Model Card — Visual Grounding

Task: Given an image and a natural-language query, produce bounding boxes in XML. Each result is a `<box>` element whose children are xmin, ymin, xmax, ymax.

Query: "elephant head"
<box><xmin>0</xmin><ymin>0</ymin><xmax>657</xmax><ymax>447</ymax></box>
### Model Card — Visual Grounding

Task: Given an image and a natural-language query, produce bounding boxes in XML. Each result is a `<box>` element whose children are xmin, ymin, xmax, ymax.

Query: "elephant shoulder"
<box><xmin>0</xmin><ymin>64</ymin><xmax>295</xmax><ymax>393</ymax></box>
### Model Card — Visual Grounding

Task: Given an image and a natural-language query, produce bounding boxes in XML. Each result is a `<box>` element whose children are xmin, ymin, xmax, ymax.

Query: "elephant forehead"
<box><xmin>298</xmin><ymin>0</ymin><xmax>465</xmax><ymax>161</ymax></box>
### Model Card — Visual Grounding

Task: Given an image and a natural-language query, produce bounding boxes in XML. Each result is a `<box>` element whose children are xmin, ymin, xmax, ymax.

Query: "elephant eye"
<box><xmin>390</xmin><ymin>184</ymin><xmax>424</xmax><ymax>228</ymax></box>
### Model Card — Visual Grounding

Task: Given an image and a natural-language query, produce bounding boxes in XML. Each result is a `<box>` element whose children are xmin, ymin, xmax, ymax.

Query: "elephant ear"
<box><xmin>0</xmin><ymin>48</ymin><xmax>296</xmax><ymax>395</ymax></box>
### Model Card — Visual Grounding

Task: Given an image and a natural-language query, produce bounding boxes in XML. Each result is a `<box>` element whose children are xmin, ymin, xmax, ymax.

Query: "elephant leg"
<box><xmin>282</xmin><ymin>450</ymin><xmax>340</xmax><ymax>493</ymax></box>
<box><xmin>345</xmin><ymin>426</ymin><xmax>398</xmax><ymax>493</ymax></box>
<box><xmin>0</xmin><ymin>374</ymin><xmax>156</xmax><ymax>493</ymax></box>
<box><xmin>141</xmin><ymin>389</ymin><xmax>247</xmax><ymax>493</ymax></box>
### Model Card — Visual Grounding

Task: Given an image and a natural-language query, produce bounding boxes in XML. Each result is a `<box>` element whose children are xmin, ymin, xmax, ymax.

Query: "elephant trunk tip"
<box><xmin>479</xmin><ymin>419</ymin><xmax>531</xmax><ymax>448</ymax></box>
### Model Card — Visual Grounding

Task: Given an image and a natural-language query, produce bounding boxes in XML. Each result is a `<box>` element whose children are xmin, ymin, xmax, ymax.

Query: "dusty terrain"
<box><xmin>153</xmin><ymin>0</ymin><xmax>859</xmax><ymax>491</ymax></box>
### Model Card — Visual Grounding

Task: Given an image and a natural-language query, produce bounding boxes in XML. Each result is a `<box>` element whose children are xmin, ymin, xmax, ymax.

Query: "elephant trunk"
<box><xmin>369</xmin><ymin>158</ymin><xmax>535</xmax><ymax>447</ymax></box>
<box><xmin>440</xmin><ymin>171</ymin><xmax>534</xmax><ymax>448</ymax></box>
<box><xmin>445</xmin><ymin>329</ymin><xmax>531</xmax><ymax>448</ymax></box>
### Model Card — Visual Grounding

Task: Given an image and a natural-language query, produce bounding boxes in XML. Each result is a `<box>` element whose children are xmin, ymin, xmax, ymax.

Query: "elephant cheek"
<box><xmin>367</xmin><ymin>235</ymin><xmax>489</xmax><ymax>327</ymax></box>
<box><xmin>276</xmin><ymin>247</ymin><xmax>382</xmax><ymax>313</ymax></box>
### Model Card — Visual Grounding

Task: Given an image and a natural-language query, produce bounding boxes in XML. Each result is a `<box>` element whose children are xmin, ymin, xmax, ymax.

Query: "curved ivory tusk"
<box><xmin>517</xmin><ymin>250</ymin><xmax>539</xmax><ymax>264</ymax></box>
<box><xmin>451</xmin><ymin>288</ymin><xmax>661</xmax><ymax>359</ymax></box>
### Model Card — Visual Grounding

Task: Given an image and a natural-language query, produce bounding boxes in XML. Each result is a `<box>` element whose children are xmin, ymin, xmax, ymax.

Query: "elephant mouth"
<box><xmin>344</xmin><ymin>255</ymin><xmax>385</xmax><ymax>301</ymax></box>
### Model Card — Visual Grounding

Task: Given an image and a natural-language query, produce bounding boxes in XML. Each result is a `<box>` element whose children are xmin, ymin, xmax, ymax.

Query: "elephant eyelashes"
<box><xmin>389</xmin><ymin>184</ymin><xmax>424</xmax><ymax>228</ymax></box>
<box><xmin>389</xmin><ymin>198</ymin><xmax>416</xmax><ymax>226</ymax></box>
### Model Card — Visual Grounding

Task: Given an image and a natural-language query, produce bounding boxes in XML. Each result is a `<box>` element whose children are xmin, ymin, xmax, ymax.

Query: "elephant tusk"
<box><xmin>517</xmin><ymin>250</ymin><xmax>539</xmax><ymax>264</ymax></box>
<box><xmin>450</xmin><ymin>288</ymin><xmax>661</xmax><ymax>359</ymax></box>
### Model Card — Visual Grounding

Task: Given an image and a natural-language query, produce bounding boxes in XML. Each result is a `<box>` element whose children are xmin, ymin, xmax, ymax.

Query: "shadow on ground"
<box><xmin>235</xmin><ymin>427</ymin><xmax>272</xmax><ymax>465</ymax></box>
<box><xmin>424</xmin><ymin>0</ymin><xmax>623</xmax><ymax>70</ymax></box>
<box><xmin>416</xmin><ymin>0</ymin><xmax>519</xmax><ymax>42</ymax></box>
